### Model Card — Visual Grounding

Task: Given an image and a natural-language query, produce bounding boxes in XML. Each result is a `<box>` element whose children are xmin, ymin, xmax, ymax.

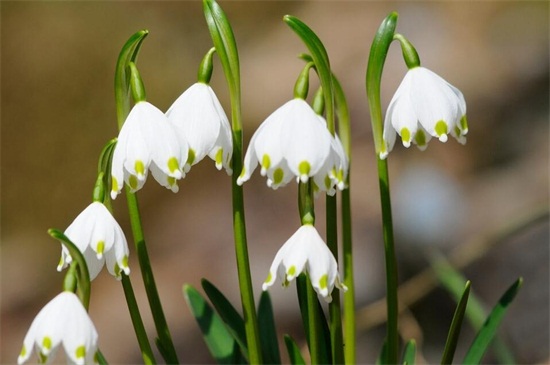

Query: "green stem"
<box><xmin>125</xmin><ymin>190</ymin><xmax>179</xmax><ymax>364</ymax></box>
<box><xmin>377</xmin><ymin>157</ymin><xmax>399</xmax><ymax>364</ymax></box>
<box><xmin>306</xmin><ymin>277</ymin><xmax>322</xmax><ymax>364</ymax></box>
<box><xmin>121</xmin><ymin>274</ymin><xmax>156</xmax><ymax>365</ymax></box>
<box><xmin>327</xmin><ymin>195</ymin><xmax>344</xmax><ymax>364</ymax></box>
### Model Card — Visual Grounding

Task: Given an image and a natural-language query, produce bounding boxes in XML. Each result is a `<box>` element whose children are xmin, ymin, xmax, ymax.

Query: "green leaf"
<box><xmin>95</xmin><ymin>350</ymin><xmax>108</xmax><ymax>365</ymax></box>
<box><xmin>284</xmin><ymin>15</ymin><xmax>335</xmax><ymax>134</ymax></box>
<box><xmin>376</xmin><ymin>339</ymin><xmax>388</xmax><ymax>365</ymax></box>
<box><xmin>183</xmin><ymin>284</ymin><xmax>242</xmax><ymax>364</ymax></box>
<box><xmin>441</xmin><ymin>281</ymin><xmax>470</xmax><ymax>364</ymax></box>
<box><xmin>48</xmin><ymin>229</ymin><xmax>91</xmax><ymax>310</ymax></box>
<box><xmin>462</xmin><ymin>278</ymin><xmax>523</xmax><ymax>365</ymax></box>
<box><xmin>402</xmin><ymin>339</ymin><xmax>416</xmax><ymax>365</ymax></box>
<box><xmin>258</xmin><ymin>291</ymin><xmax>281</xmax><ymax>364</ymax></box>
<box><xmin>284</xmin><ymin>335</ymin><xmax>306</xmax><ymax>365</ymax></box>
<box><xmin>201</xmin><ymin>279</ymin><xmax>249</xmax><ymax>360</ymax></box>
<box><xmin>114</xmin><ymin>30</ymin><xmax>148</xmax><ymax>129</ymax></box>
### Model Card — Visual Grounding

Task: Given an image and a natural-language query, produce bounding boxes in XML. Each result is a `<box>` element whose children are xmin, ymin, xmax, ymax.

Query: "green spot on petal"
<box><xmin>287</xmin><ymin>266</ymin><xmax>296</xmax><ymax>277</ymax></box>
<box><xmin>167</xmin><ymin>176</ymin><xmax>176</xmax><ymax>186</ymax></box>
<box><xmin>319</xmin><ymin>274</ymin><xmax>328</xmax><ymax>290</ymax></box>
<box><xmin>215</xmin><ymin>149</ymin><xmax>223</xmax><ymax>166</ymax></box>
<box><xmin>20</xmin><ymin>345</ymin><xmax>27</xmax><ymax>358</ymax></box>
<box><xmin>265</xmin><ymin>272</ymin><xmax>272</xmax><ymax>284</ymax></box>
<box><xmin>273</xmin><ymin>168</ymin><xmax>284</xmax><ymax>185</ymax></box>
<box><xmin>400</xmin><ymin>127</ymin><xmax>411</xmax><ymax>143</ymax></box>
<box><xmin>96</xmin><ymin>241</ymin><xmax>105</xmax><ymax>255</ymax></box>
<box><xmin>238</xmin><ymin>168</ymin><xmax>246</xmax><ymax>179</ymax></box>
<box><xmin>324</xmin><ymin>175</ymin><xmax>332</xmax><ymax>189</ymax></box>
<box><xmin>122</xmin><ymin>255</ymin><xmax>129</xmax><ymax>269</ymax></box>
<box><xmin>167</xmin><ymin>157</ymin><xmax>179</xmax><ymax>173</ymax></box>
<box><xmin>134</xmin><ymin>160</ymin><xmax>145</xmax><ymax>176</ymax></box>
<box><xmin>261</xmin><ymin>154</ymin><xmax>271</xmax><ymax>170</ymax></box>
<box><xmin>187</xmin><ymin>149</ymin><xmax>196</xmax><ymax>165</ymax></box>
<box><xmin>460</xmin><ymin>115</ymin><xmax>468</xmax><ymax>132</ymax></box>
<box><xmin>435</xmin><ymin>120</ymin><xmax>448</xmax><ymax>137</ymax></box>
<box><xmin>39</xmin><ymin>352</ymin><xmax>48</xmax><ymax>363</ymax></box>
<box><xmin>114</xmin><ymin>263</ymin><xmax>121</xmax><ymax>277</ymax></box>
<box><xmin>454</xmin><ymin>125</ymin><xmax>461</xmax><ymax>136</ymax></box>
<box><xmin>129</xmin><ymin>175</ymin><xmax>138</xmax><ymax>190</ymax></box>
<box><xmin>111</xmin><ymin>177</ymin><xmax>119</xmax><ymax>194</ymax></box>
<box><xmin>76</xmin><ymin>345</ymin><xmax>86</xmax><ymax>359</ymax></box>
<box><xmin>42</xmin><ymin>337</ymin><xmax>52</xmax><ymax>351</ymax></box>
<box><xmin>298</xmin><ymin>161</ymin><xmax>311</xmax><ymax>176</ymax></box>
<box><xmin>415</xmin><ymin>130</ymin><xmax>426</xmax><ymax>146</ymax></box>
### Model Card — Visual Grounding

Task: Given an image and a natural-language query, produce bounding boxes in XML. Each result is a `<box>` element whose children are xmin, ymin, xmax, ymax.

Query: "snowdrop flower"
<box><xmin>238</xmin><ymin>98</ymin><xmax>343</xmax><ymax>191</ymax></box>
<box><xmin>18</xmin><ymin>291</ymin><xmax>98</xmax><ymax>365</ymax></box>
<box><xmin>57</xmin><ymin>202</ymin><xmax>130</xmax><ymax>280</ymax></box>
<box><xmin>381</xmin><ymin>66</ymin><xmax>468</xmax><ymax>159</ymax></box>
<box><xmin>110</xmin><ymin>101</ymin><xmax>186</xmax><ymax>199</ymax></box>
<box><xmin>166</xmin><ymin>82</ymin><xmax>232</xmax><ymax>174</ymax></box>
<box><xmin>262</xmin><ymin>225</ymin><xmax>346</xmax><ymax>303</ymax></box>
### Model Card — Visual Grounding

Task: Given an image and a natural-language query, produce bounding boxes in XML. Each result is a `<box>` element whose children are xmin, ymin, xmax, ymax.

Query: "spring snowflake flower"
<box><xmin>381</xmin><ymin>66</ymin><xmax>468</xmax><ymax>159</ymax></box>
<box><xmin>166</xmin><ymin>82</ymin><xmax>233</xmax><ymax>174</ymax></box>
<box><xmin>111</xmin><ymin>101</ymin><xmax>186</xmax><ymax>199</ymax></box>
<box><xmin>18</xmin><ymin>291</ymin><xmax>98</xmax><ymax>365</ymax></box>
<box><xmin>57</xmin><ymin>202</ymin><xmax>130</xmax><ymax>280</ymax></box>
<box><xmin>237</xmin><ymin>98</ymin><xmax>345</xmax><ymax>192</ymax></box>
<box><xmin>262</xmin><ymin>224</ymin><xmax>346</xmax><ymax>303</ymax></box>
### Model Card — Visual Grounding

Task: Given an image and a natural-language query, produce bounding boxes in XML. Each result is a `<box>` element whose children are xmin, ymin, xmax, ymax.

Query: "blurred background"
<box><xmin>2</xmin><ymin>1</ymin><xmax>548</xmax><ymax>364</ymax></box>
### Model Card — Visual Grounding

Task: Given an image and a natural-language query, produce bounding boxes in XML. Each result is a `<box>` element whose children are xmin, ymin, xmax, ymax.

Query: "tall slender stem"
<box><xmin>341</xmin><ymin>186</ymin><xmax>355</xmax><ymax>364</ymax></box>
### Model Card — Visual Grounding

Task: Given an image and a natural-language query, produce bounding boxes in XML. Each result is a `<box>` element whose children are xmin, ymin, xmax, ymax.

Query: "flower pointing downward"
<box><xmin>110</xmin><ymin>101</ymin><xmax>186</xmax><ymax>199</ymax></box>
<box><xmin>166</xmin><ymin>82</ymin><xmax>233</xmax><ymax>174</ymax></box>
<box><xmin>18</xmin><ymin>292</ymin><xmax>98</xmax><ymax>365</ymax></box>
<box><xmin>57</xmin><ymin>202</ymin><xmax>130</xmax><ymax>280</ymax></box>
<box><xmin>381</xmin><ymin>66</ymin><xmax>468</xmax><ymax>159</ymax></box>
<box><xmin>262</xmin><ymin>225</ymin><xmax>346</xmax><ymax>302</ymax></box>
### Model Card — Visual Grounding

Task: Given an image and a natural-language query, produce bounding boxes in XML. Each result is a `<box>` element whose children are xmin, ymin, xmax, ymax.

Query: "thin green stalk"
<box><xmin>120</xmin><ymin>274</ymin><xmax>156</xmax><ymax>365</ymax></box>
<box><xmin>125</xmin><ymin>190</ymin><xmax>179</xmax><ymax>364</ymax></box>
<box><xmin>306</xmin><ymin>277</ymin><xmax>322</xmax><ymax>364</ymax></box>
<box><xmin>203</xmin><ymin>0</ymin><xmax>262</xmax><ymax>362</ymax></box>
<box><xmin>366</xmin><ymin>12</ymin><xmax>399</xmax><ymax>364</ymax></box>
<box><xmin>377</xmin><ymin>158</ymin><xmax>399</xmax><ymax>365</ymax></box>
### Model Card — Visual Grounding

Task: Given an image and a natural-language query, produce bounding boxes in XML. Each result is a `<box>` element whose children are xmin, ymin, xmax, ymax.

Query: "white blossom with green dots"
<box><xmin>57</xmin><ymin>202</ymin><xmax>130</xmax><ymax>280</ymax></box>
<box><xmin>262</xmin><ymin>224</ymin><xmax>346</xmax><ymax>303</ymax></box>
<box><xmin>238</xmin><ymin>98</ymin><xmax>344</xmax><ymax>191</ymax></box>
<box><xmin>166</xmin><ymin>82</ymin><xmax>233</xmax><ymax>175</ymax></box>
<box><xmin>110</xmin><ymin>101</ymin><xmax>186</xmax><ymax>199</ymax></box>
<box><xmin>18</xmin><ymin>292</ymin><xmax>98</xmax><ymax>365</ymax></box>
<box><xmin>381</xmin><ymin>66</ymin><xmax>468</xmax><ymax>159</ymax></box>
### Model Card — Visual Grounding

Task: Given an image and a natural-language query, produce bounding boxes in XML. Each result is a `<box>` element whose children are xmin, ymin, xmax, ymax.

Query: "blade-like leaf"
<box><xmin>402</xmin><ymin>339</ymin><xmax>416</xmax><ymax>365</ymax></box>
<box><xmin>376</xmin><ymin>339</ymin><xmax>388</xmax><ymax>365</ymax></box>
<box><xmin>258</xmin><ymin>291</ymin><xmax>281</xmax><ymax>364</ymax></box>
<box><xmin>284</xmin><ymin>335</ymin><xmax>306</xmax><ymax>365</ymax></box>
<box><xmin>441</xmin><ymin>281</ymin><xmax>470</xmax><ymax>364</ymax></box>
<box><xmin>462</xmin><ymin>278</ymin><xmax>523</xmax><ymax>364</ymax></box>
<box><xmin>183</xmin><ymin>284</ymin><xmax>242</xmax><ymax>364</ymax></box>
<box><xmin>114</xmin><ymin>30</ymin><xmax>148</xmax><ymax>129</ymax></box>
<box><xmin>202</xmin><ymin>279</ymin><xmax>249</xmax><ymax>360</ymax></box>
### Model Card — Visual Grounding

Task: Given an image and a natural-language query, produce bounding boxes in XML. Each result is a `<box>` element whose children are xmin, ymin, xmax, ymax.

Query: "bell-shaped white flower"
<box><xmin>262</xmin><ymin>224</ymin><xmax>347</xmax><ymax>303</ymax></box>
<box><xmin>57</xmin><ymin>202</ymin><xmax>130</xmax><ymax>280</ymax></box>
<box><xmin>381</xmin><ymin>66</ymin><xmax>468</xmax><ymax>159</ymax></box>
<box><xmin>238</xmin><ymin>98</ymin><xmax>343</xmax><ymax>191</ymax></box>
<box><xmin>166</xmin><ymin>82</ymin><xmax>233</xmax><ymax>175</ymax></box>
<box><xmin>18</xmin><ymin>291</ymin><xmax>98</xmax><ymax>365</ymax></box>
<box><xmin>111</xmin><ymin>101</ymin><xmax>187</xmax><ymax>199</ymax></box>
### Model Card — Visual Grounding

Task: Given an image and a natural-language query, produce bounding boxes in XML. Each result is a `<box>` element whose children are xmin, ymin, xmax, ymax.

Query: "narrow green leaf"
<box><xmin>183</xmin><ymin>284</ymin><xmax>242</xmax><ymax>364</ymax></box>
<box><xmin>462</xmin><ymin>278</ymin><xmax>523</xmax><ymax>365</ymax></box>
<box><xmin>114</xmin><ymin>30</ymin><xmax>148</xmax><ymax>129</ymax></box>
<box><xmin>201</xmin><ymin>279</ymin><xmax>249</xmax><ymax>360</ymax></box>
<box><xmin>402</xmin><ymin>339</ymin><xmax>416</xmax><ymax>365</ymax></box>
<box><xmin>96</xmin><ymin>350</ymin><xmax>108</xmax><ymax>365</ymax></box>
<box><xmin>258</xmin><ymin>291</ymin><xmax>281</xmax><ymax>364</ymax></box>
<box><xmin>376</xmin><ymin>339</ymin><xmax>388</xmax><ymax>365</ymax></box>
<box><xmin>48</xmin><ymin>229</ymin><xmax>91</xmax><ymax>310</ymax></box>
<box><xmin>284</xmin><ymin>335</ymin><xmax>306</xmax><ymax>365</ymax></box>
<box><xmin>284</xmin><ymin>15</ymin><xmax>334</xmax><ymax>134</ymax></box>
<box><xmin>441</xmin><ymin>282</ymin><xmax>470</xmax><ymax>364</ymax></box>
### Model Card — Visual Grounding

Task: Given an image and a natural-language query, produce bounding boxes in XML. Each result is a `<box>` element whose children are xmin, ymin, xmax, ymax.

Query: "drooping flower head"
<box><xmin>381</xmin><ymin>66</ymin><xmax>468</xmax><ymax>158</ymax></box>
<box><xmin>237</xmin><ymin>98</ymin><xmax>346</xmax><ymax>193</ymax></box>
<box><xmin>166</xmin><ymin>82</ymin><xmax>232</xmax><ymax>174</ymax></box>
<box><xmin>18</xmin><ymin>291</ymin><xmax>98</xmax><ymax>365</ymax></box>
<box><xmin>262</xmin><ymin>225</ymin><xmax>347</xmax><ymax>302</ymax></box>
<box><xmin>57</xmin><ymin>202</ymin><xmax>130</xmax><ymax>280</ymax></box>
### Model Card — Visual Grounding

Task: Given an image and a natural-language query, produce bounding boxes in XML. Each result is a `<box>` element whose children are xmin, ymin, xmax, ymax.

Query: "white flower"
<box><xmin>237</xmin><ymin>99</ymin><xmax>345</xmax><ymax>192</ymax></box>
<box><xmin>166</xmin><ymin>82</ymin><xmax>233</xmax><ymax>174</ymax></box>
<box><xmin>262</xmin><ymin>225</ymin><xmax>347</xmax><ymax>303</ymax></box>
<box><xmin>381</xmin><ymin>66</ymin><xmax>468</xmax><ymax>159</ymax></box>
<box><xmin>57</xmin><ymin>202</ymin><xmax>130</xmax><ymax>280</ymax></box>
<box><xmin>111</xmin><ymin>101</ymin><xmax>186</xmax><ymax>199</ymax></box>
<box><xmin>18</xmin><ymin>292</ymin><xmax>98</xmax><ymax>365</ymax></box>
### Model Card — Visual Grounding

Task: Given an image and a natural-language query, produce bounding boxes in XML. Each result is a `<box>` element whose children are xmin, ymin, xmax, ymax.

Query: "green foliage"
<box><xmin>402</xmin><ymin>339</ymin><xmax>416</xmax><ymax>365</ymax></box>
<box><xmin>258</xmin><ymin>292</ymin><xmax>281</xmax><ymax>364</ymax></box>
<box><xmin>284</xmin><ymin>335</ymin><xmax>306</xmax><ymax>365</ymax></box>
<box><xmin>441</xmin><ymin>282</ymin><xmax>471</xmax><ymax>364</ymax></box>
